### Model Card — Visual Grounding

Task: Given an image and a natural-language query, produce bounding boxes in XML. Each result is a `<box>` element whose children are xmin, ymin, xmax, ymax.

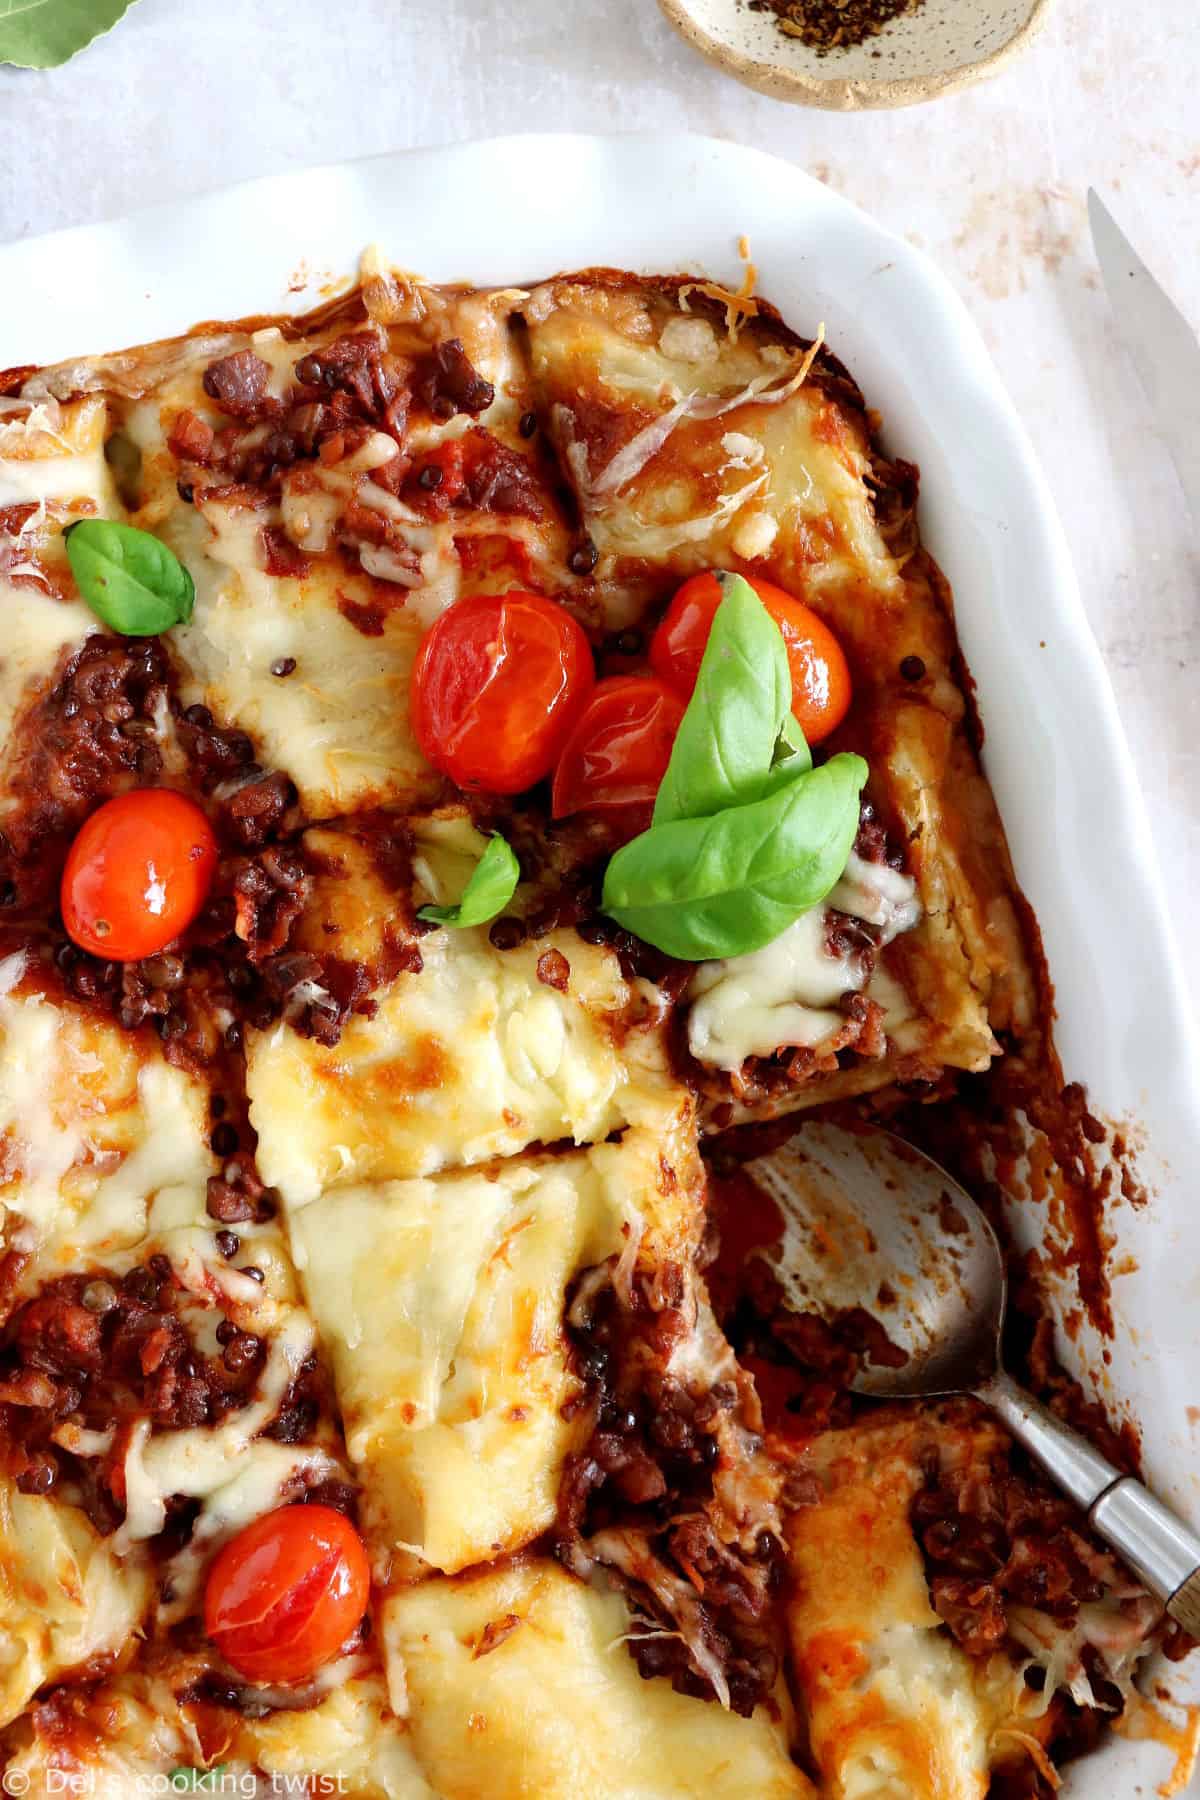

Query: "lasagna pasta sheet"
<box><xmin>383</xmin><ymin>1558</ymin><xmax>813</xmax><ymax>1800</ymax></box>
<box><xmin>0</xmin><ymin>1483</ymin><xmax>152</xmax><ymax>1730</ymax></box>
<box><xmin>246</xmin><ymin>818</ymin><xmax>674</xmax><ymax>1203</ymax></box>
<box><xmin>784</xmin><ymin>1421</ymin><xmax>1004</xmax><ymax>1800</ymax></box>
<box><xmin>287</xmin><ymin>1104</ymin><xmax>702</xmax><ymax>1575</ymax></box>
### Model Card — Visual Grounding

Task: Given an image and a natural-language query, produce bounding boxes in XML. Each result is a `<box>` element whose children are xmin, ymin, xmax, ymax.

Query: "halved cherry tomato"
<box><xmin>551</xmin><ymin>675</ymin><xmax>685</xmax><ymax>818</ymax></box>
<box><xmin>650</xmin><ymin>572</ymin><xmax>852</xmax><ymax>745</ymax></box>
<box><xmin>60</xmin><ymin>789</ymin><xmax>217</xmax><ymax>961</ymax></box>
<box><xmin>410</xmin><ymin>590</ymin><xmax>595</xmax><ymax>794</ymax></box>
<box><xmin>204</xmin><ymin>1504</ymin><xmax>370</xmax><ymax>1686</ymax></box>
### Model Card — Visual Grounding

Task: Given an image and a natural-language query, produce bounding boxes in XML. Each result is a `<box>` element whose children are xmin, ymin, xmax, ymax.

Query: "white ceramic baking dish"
<box><xmin>3</xmin><ymin>133</ymin><xmax>1197</xmax><ymax>1792</ymax></box>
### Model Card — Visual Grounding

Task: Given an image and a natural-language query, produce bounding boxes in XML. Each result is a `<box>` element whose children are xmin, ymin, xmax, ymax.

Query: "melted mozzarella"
<box><xmin>383</xmin><ymin>1560</ymin><xmax>812</xmax><ymax>1799</ymax></box>
<box><xmin>526</xmin><ymin>285</ymin><xmax>900</xmax><ymax>605</ymax></box>
<box><xmin>687</xmin><ymin>855</ymin><xmax>921</xmax><ymax>1071</ymax></box>
<box><xmin>117</xmin><ymin>1311</ymin><xmax>320</xmax><ymax>1548</ymax></box>
<box><xmin>0</xmin><ymin>395</ymin><xmax>117</xmax><ymax>509</ymax></box>
<box><xmin>0</xmin><ymin>397</ymin><xmax>124</xmax><ymax>768</ymax></box>
<box><xmin>287</xmin><ymin>1107</ymin><xmax>700</xmax><ymax>1577</ymax></box>
<box><xmin>0</xmin><ymin>584</ymin><xmax>97</xmax><ymax>775</ymax></box>
<box><xmin>4</xmin><ymin>1670</ymin><xmax>433</xmax><ymax>1798</ymax></box>
<box><xmin>828</xmin><ymin>850</ymin><xmax>924</xmax><ymax>938</ymax></box>
<box><xmin>0</xmin><ymin>957</ymin><xmax>217</xmax><ymax>1259</ymax></box>
<box><xmin>786</xmin><ymin>1421</ymin><xmax>992</xmax><ymax>1800</ymax></box>
<box><xmin>688</xmin><ymin>908</ymin><xmax>854</xmax><ymax>1070</ymax></box>
<box><xmin>160</xmin><ymin>499</ymin><xmax>440</xmax><ymax>820</ymax></box>
<box><xmin>0</xmin><ymin>1481</ymin><xmax>151</xmax><ymax>1730</ymax></box>
<box><xmin>246</xmin><ymin>823</ymin><xmax>674</xmax><ymax>1204</ymax></box>
<box><xmin>241</xmin><ymin>1672</ymin><xmax>436</xmax><ymax>1796</ymax></box>
<box><xmin>290</xmin><ymin>1158</ymin><xmax>624</xmax><ymax>1574</ymax></box>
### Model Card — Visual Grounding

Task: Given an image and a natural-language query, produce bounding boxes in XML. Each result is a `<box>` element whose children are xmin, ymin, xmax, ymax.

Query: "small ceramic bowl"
<box><xmin>656</xmin><ymin>0</ymin><xmax>1053</xmax><ymax>109</ymax></box>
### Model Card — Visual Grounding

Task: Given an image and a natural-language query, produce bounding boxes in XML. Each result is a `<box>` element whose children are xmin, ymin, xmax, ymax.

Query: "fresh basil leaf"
<box><xmin>653</xmin><ymin>572</ymin><xmax>807</xmax><ymax>827</ymax></box>
<box><xmin>603</xmin><ymin>753</ymin><xmax>867</xmax><ymax>960</ymax></box>
<box><xmin>0</xmin><ymin>0</ymin><xmax>142</xmax><ymax>69</ymax></box>
<box><xmin>64</xmin><ymin>519</ymin><xmax>195</xmax><ymax>636</ymax></box>
<box><xmin>417</xmin><ymin>832</ymin><xmax>519</xmax><ymax>929</ymax></box>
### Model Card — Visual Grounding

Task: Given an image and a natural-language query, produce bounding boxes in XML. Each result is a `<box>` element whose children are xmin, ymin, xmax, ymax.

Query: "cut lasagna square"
<box><xmin>382</xmin><ymin>1557</ymin><xmax>811</xmax><ymax>1800</ymax></box>
<box><xmin>521</xmin><ymin>274</ymin><xmax>1035</xmax><ymax>1120</ymax></box>
<box><xmin>286</xmin><ymin>1098</ymin><xmax>703</xmax><ymax>1575</ymax></box>
<box><xmin>0</xmin><ymin>949</ymin><xmax>217</xmax><ymax>1270</ymax></box>
<box><xmin>244</xmin><ymin>813</ymin><xmax>675</xmax><ymax>1203</ymax></box>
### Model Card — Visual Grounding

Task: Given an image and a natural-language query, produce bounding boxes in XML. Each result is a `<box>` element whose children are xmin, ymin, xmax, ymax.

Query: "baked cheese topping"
<box><xmin>0</xmin><ymin>1481</ymin><xmax>152</xmax><ymax>1732</ymax></box>
<box><xmin>0</xmin><ymin>951</ymin><xmax>217</xmax><ymax>1256</ymax></box>
<box><xmin>292</xmin><ymin>1154</ymin><xmax>628</xmax><ymax>1574</ymax></box>
<box><xmin>688</xmin><ymin>853</ymin><xmax>922</xmax><ymax>1070</ymax></box>
<box><xmin>525</xmin><ymin>280</ymin><xmax>901</xmax><ymax>608</ymax></box>
<box><xmin>786</xmin><ymin>1423</ymin><xmax>993</xmax><ymax>1800</ymax></box>
<box><xmin>246</xmin><ymin>818</ymin><xmax>674</xmax><ymax>1202</ymax></box>
<box><xmin>162</xmin><ymin>495</ymin><xmax>442</xmax><ymax>819</ymax></box>
<box><xmin>5</xmin><ymin>1670</ymin><xmax>434</xmax><ymax>1797</ymax></box>
<box><xmin>383</xmin><ymin>1559</ymin><xmax>813</xmax><ymax>1800</ymax></box>
<box><xmin>0</xmin><ymin>398</ymin><xmax>122</xmax><ymax>784</ymax></box>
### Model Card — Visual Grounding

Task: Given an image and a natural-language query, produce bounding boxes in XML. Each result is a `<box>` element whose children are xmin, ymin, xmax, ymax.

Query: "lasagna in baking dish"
<box><xmin>0</xmin><ymin>260</ymin><xmax>1182</xmax><ymax>1797</ymax></box>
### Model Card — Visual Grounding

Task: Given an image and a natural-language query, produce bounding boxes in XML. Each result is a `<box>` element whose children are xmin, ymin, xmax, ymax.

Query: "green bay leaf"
<box><xmin>0</xmin><ymin>0</ymin><xmax>142</xmax><ymax>69</ymax></box>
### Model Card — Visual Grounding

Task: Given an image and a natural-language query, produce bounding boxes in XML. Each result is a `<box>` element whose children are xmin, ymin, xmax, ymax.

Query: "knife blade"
<box><xmin>1088</xmin><ymin>188</ymin><xmax>1200</xmax><ymax>527</ymax></box>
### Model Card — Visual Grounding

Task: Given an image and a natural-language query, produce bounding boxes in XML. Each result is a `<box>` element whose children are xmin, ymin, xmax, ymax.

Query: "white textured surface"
<box><xmin>1</xmin><ymin>0</ymin><xmax>1194</xmax><ymax>1027</ymax></box>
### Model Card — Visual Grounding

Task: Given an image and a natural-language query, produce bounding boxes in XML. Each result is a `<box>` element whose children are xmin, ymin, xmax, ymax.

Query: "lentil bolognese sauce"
<box><xmin>0</xmin><ymin>256</ymin><xmax>1189</xmax><ymax>1797</ymax></box>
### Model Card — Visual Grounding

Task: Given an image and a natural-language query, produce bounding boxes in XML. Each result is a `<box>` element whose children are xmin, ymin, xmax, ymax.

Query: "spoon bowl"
<box><xmin>746</xmin><ymin>1121</ymin><xmax>1004</xmax><ymax>1396</ymax></box>
<box><xmin>748</xmin><ymin>1121</ymin><xmax>1200</xmax><ymax>1634</ymax></box>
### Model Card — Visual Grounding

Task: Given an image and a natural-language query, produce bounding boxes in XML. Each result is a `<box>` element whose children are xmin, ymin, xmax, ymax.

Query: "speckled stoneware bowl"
<box><xmin>656</xmin><ymin>0</ymin><xmax>1054</xmax><ymax>109</ymax></box>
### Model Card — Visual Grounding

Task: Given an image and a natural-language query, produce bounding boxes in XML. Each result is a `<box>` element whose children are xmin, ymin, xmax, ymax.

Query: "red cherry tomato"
<box><xmin>411</xmin><ymin>591</ymin><xmax>595</xmax><ymax>794</ymax></box>
<box><xmin>60</xmin><ymin>789</ymin><xmax>217</xmax><ymax>961</ymax></box>
<box><xmin>203</xmin><ymin>1504</ymin><xmax>370</xmax><ymax>1686</ymax></box>
<box><xmin>650</xmin><ymin>572</ymin><xmax>852</xmax><ymax>745</ymax></box>
<box><xmin>551</xmin><ymin>675</ymin><xmax>685</xmax><ymax>819</ymax></box>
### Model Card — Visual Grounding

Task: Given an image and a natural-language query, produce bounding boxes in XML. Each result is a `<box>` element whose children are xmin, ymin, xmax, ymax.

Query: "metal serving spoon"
<box><xmin>748</xmin><ymin>1121</ymin><xmax>1200</xmax><ymax>1635</ymax></box>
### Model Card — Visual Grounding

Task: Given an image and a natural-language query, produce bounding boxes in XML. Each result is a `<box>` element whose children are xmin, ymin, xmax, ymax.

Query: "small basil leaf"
<box><xmin>603</xmin><ymin>753</ymin><xmax>867</xmax><ymax>960</ymax></box>
<box><xmin>417</xmin><ymin>832</ymin><xmax>519</xmax><ymax>929</ymax></box>
<box><xmin>64</xmin><ymin>519</ymin><xmax>195</xmax><ymax>636</ymax></box>
<box><xmin>653</xmin><ymin>572</ymin><xmax>796</xmax><ymax>828</ymax></box>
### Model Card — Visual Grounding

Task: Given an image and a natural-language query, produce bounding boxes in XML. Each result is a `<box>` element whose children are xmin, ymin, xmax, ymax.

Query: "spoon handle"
<box><xmin>976</xmin><ymin>1369</ymin><xmax>1200</xmax><ymax>1635</ymax></box>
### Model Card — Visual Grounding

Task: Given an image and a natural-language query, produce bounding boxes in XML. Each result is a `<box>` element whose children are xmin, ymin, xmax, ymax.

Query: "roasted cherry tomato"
<box><xmin>203</xmin><ymin>1504</ymin><xmax>370</xmax><ymax>1686</ymax></box>
<box><xmin>551</xmin><ymin>675</ymin><xmax>685</xmax><ymax>818</ymax></box>
<box><xmin>60</xmin><ymin>789</ymin><xmax>217</xmax><ymax>961</ymax></box>
<box><xmin>410</xmin><ymin>590</ymin><xmax>595</xmax><ymax>794</ymax></box>
<box><xmin>650</xmin><ymin>572</ymin><xmax>852</xmax><ymax>745</ymax></box>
